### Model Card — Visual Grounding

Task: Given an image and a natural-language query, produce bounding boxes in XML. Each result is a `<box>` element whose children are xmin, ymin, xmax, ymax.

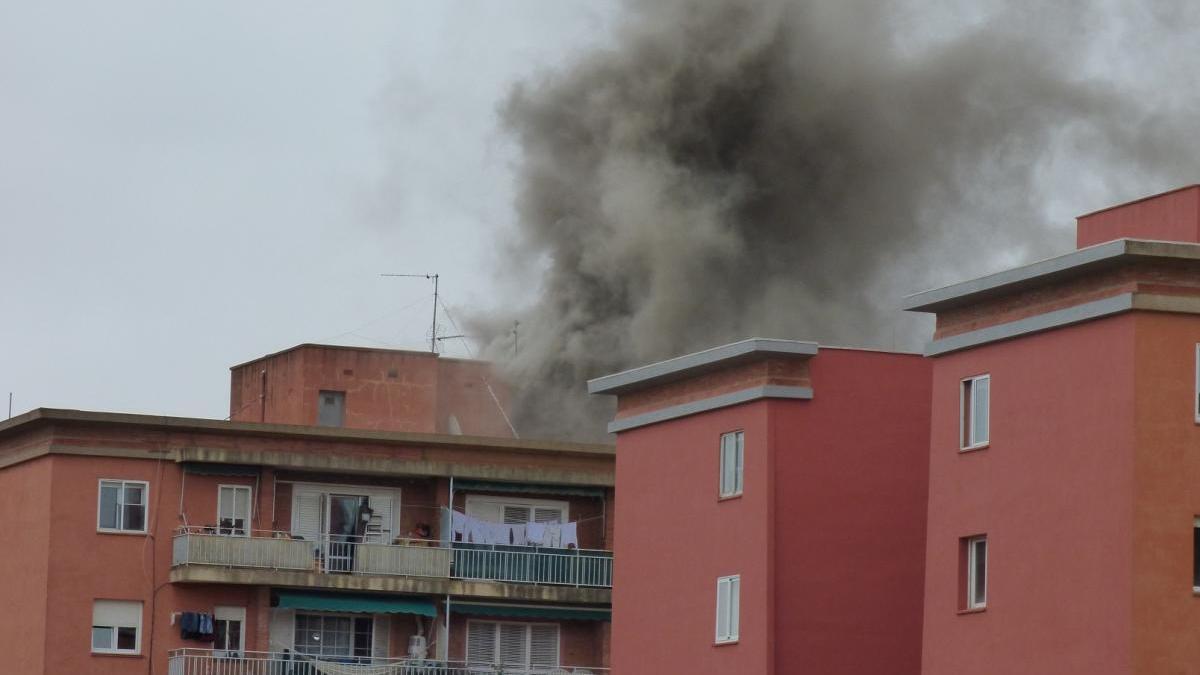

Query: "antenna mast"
<box><xmin>380</xmin><ymin>273</ymin><xmax>440</xmax><ymax>353</ymax></box>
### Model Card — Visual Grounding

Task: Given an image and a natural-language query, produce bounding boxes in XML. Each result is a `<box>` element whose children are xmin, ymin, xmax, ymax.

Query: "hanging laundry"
<box><xmin>526</xmin><ymin>522</ymin><xmax>546</xmax><ymax>546</ymax></box>
<box><xmin>509</xmin><ymin>523</ymin><xmax>528</xmax><ymax>546</ymax></box>
<box><xmin>561</xmin><ymin>522</ymin><xmax>579</xmax><ymax>549</ymax></box>
<box><xmin>467</xmin><ymin>517</ymin><xmax>489</xmax><ymax>544</ymax></box>
<box><xmin>180</xmin><ymin>612</ymin><xmax>200</xmax><ymax>640</ymax></box>
<box><xmin>451</xmin><ymin>511</ymin><xmax>468</xmax><ymax>539</ymax></box>
<box><xmin>544</xmin><ymin>523</ymin><xmax>562</xmax><ymax>548</ymax></box>
<box><xmin>486</xmin><ymin>522</ymin><xmax>510</xmax><ymax>545</ymax></box>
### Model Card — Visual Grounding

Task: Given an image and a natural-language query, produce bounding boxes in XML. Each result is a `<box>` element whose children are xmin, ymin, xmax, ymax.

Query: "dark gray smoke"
<box><xmin>470</xmin><ymin>0</ymin><xmax>1200</xmax><ymax>441</ymax></box>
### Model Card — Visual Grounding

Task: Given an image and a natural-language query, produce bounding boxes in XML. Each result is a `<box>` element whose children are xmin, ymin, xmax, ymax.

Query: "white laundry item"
<box><xmin>467</xmin><ymin>517</ymin><xmax>489</xmax><ymax>544</ymax></box>
<box><xmin>560</xmin><ymin>522</ymin><xmax>579</xmax><ymax>549</ymax></box>
<box><xmin>451</xmin><ymin>511</ymin><xmax>468</xmax><ymax>539</ymax></box>
<box><xmin>525</xmin><ymin>522</ymin><xmax>547</xmax><ymax>546</ymax></box>
<box><xmin>509</xmin><ymin>523</ymin><xmax>528</xmax><ymax>546</ymax></box>
<box><xmin>543</xmin><ymin>523</ymin><xmax>562</xmax><ymax>548</ymax></box>
<box><xmin>488</xmin><ymin>523</ymin><xmax>512</xmax><ymax>545</ymax></box>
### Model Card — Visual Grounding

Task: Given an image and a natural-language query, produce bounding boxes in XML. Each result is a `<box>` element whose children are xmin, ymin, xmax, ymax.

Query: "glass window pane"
<box><xmin>92</xmin><ymin>626</ymin><xmax>114</xmax><ymax>651</ymax></box>
<box><xmin>1193</xmin><ymin>523</ymin><xmax>1200</xmax><ymax>588</ymax></box>
<box><xmin>99</xmin><ymin>485</ymin><xmax>120</xmax><ymax>529</ymax></box>
<box><xmin>973</xmin><ymin>378</ymin><xmax>989</xmax><ymax>445</ymax></box>
<box><xmin>124</xmin><ymin>504</ymin><xmax>145</xmax><ymax>532</ymax></box>
<box><xmin>730</xmin><ymin>577</ymin><xmax>740</xmax><ymax>637</ymax></box>
<box><xmin>228</xmin><ymin>621</ymin><xmax>241</xmax><ymax>653</ymax></box>
<box><xmin>735</xmin><ymin>435</ymin><xmax>744</xmax><ymax>493</ymax></box>
<box><xmin>124</xmin><ymin>484</ymin><xmax>144</xmax><ymax>506</ymax></box>
<box><xmin>116</xmin><ymin>626</ymin><xmax>137</xmax><ymax>651</ymax></box>
<box><xmin>972</xmin><ymin>540</ymin><xmax>987</xmax><ymax>605</ymax></box>
<box><xmin>353</xmin><ymin>617</ymin><xmax>373</xmax><ymax>657</ymax></box>
<box><xmin>716</xmin><ymin>580</ymin><xmax>730</xmax><ymax>639</ymax></box>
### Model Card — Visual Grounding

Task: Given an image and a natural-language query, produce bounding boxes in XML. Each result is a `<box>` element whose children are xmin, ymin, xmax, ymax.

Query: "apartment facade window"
<box><xmin>964</xmin><ymin>536</ymin><xmax>988</xmax><ymax>610</ymax></box>
<box><xmin>715</xmin><ymin>575</ymin><xmax>740</xmax><ymax>643</ymax></box>
<box><xmin>1193</xmin><ymin>518</ymin><xmax>1200</xmax><ymax>591</ymax></box>
<box><xmin>466</xmin><ymin>620</ymin><xmax>559</xmax><ymax>670</ymax></box>
<box><xmin>294</xmin><ymin>613</ymin><xmax>373</xmax><ymax>661</ymax></box>
<box><xmin>317</xmin><ymin>390</ymin><xmax>345</xmax><ymax>427</ymax></box>
<box><xmin>960</xmin><ymin>375</ymin><xmax>990</xmax><ymax>450</ymax></box>
<box><xmin>97</xmin><ymin>480</ymin><xmax>148</xmax><ymax>533</ymax></box>
<box><xmin>213</xmin><ymin>606</ymin><xmax>246</xmax><ymax>658</ymax></box>
<box><xmin>92</xmin><ymin>600</ymin><xmax>142</xmax><ymax>654</ymax></box>
<box><xmin>719</xmin><ymin>431</ymin><xmax>744</xmax><ymax>498</ymax></box>
<box><xmin>466</xmin><ymin>496</ymin><xmax>568</xmax><ymax>526</ymax></box>
<box><xmin>217</xmin><ymin>485</ymin><xmax>252</xmax><ymax>536</ymax></box>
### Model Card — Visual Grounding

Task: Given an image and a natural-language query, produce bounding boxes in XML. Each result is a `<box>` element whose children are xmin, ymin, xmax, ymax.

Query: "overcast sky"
<box><xmin>0</xmin><ymin>2</ymin><xmax>615</xmax><ymax>420</ymax></box>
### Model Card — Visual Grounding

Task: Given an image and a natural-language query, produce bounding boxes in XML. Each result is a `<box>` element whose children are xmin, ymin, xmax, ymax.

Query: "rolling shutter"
<box><xmin>533</xmin><ymin>508</ymin><xmax>563</xmax><ymax>524</ymax></box>
<box><xmin>292</xmin><ymin>489</ymin><xmax>322</xmax><ymax>544</ymax></box>
<box><xmin>372</xmin><ymin>615</ymin><xmax>390</xmax><ymax>660</ymax></box>
<box><xmin>466</xmin><ymin>621</ymin><xmax>496</xmax><ymax>665</ymax></box>
<box><xmin>366</xmin><ymin>493</ymin><xmax>395</xmax><ymax>543</ymax></box>
<box><xmin>529</xmin><ymin>624</ymin><xmax>559</xmax><ymax>668</ymax></box>
<box><xmin>502</xmin><ymin>506</ymin><xmax>530</xmax><ymax>524</ymax></box>
<box><xmin>268</xmin><ymin>609</ymin><xmax>295</xmax><ymax>652</ymax></box>
<box><xmin>498</xmin><ymin>623</ymin><xmax>528</xmax><ymax>666</ymax></box>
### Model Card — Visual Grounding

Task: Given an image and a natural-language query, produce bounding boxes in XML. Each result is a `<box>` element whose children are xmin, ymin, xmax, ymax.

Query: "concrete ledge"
<box><xmin>588</xmin><ymin>338</ymin><xmax>818</xmax><ymax>396</ymax></box>
<box><xmin>607</xmin><ymin>385</ymin><xmax>813</xmax><ymax>433</ymax></box>
<box><xmin>169</xmin><ymin>565</ymin><xmax>612</xmax><ymax>604</ymax></box>
<box><xmin>924</xmin><ymin>293</ymin><xmax>1134</xmax><ymax>356</ymax></box>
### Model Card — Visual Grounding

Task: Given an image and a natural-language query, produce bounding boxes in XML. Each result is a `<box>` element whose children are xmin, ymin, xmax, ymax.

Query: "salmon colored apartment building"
<box><xmin>0</xmin><ymin>344</ymin><xmax>615</xmax><ymax>674</ymax></box>
<box><xmin>591</xmin><ymin>185</ymin><xmax>1200</xmax><ymax>674</ymax></box>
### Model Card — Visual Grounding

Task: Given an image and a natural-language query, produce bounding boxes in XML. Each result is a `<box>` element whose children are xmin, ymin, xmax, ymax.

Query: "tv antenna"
<box><xmin>380</xmin><ymin>273</ymin><xmax>439</xmax><ymax>353</ymax></box>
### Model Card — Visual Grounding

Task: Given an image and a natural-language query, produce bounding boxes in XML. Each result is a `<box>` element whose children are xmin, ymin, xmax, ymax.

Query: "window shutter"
<box><xmin>466</xmin><ymin>621</ymin><xmax>496</xmax><ymax>665</ymax></box>
<box><xmin>268</xmin><ymin>609</ymin><xmax>295</xmax><ymax>652</ymax></box>
<box><xmin>498</xmin><ymin>623</ymin><xmax>528</xmax><ymax>666</ymax></box>
<box><xmin>528</xmin><ymin>624</ymin><xmax>559</xmax><ymax>668</ymax></box>
<box><xmin>93</xmin><ymin>600</ymin><xmax>142</xmax><ymax>628</ymax></box>
<box><xmin>372</xmin><ymin>615</ymin><xmax>390</xmax><ymax>660</ymax></box>
<box><xmin>466</xmin><ymin>501</ymin><xmax>503</xmax><ymax>523</ymax></box>
<box><xmin>503</xmin><ymin>505</ymin><xmax>531</xmax><ymax>524</ymax></box>
<box><xmin>533</xmin><ymin>507</ymin><xmax>563</xmax><ymax>524</ymax></box>
<box><xmin>291</xmin><ymin>490</ymin><xmax>322</xmax><ymax>545</ymax></box>
<box><xmin>366</xmin><ymin>492</ymin><xmax>395</xmax><ymax>543</ymax></box>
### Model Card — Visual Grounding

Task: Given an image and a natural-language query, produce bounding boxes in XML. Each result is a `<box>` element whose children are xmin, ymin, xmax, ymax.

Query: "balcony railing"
<box><xmin>171</xmin><ymin>528</ymin><xmax>613</xmax><ymax>588</ymax></box>
<box><xmin>167</xmin><ymin>649</ymin><xmax>609</xmax><ymax>675</ymax></box>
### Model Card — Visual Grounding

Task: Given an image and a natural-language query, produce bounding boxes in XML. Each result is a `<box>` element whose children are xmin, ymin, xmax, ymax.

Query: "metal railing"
<box><xmin>171</xmin><ymin>528</ymin><xmax>612</xmax><ymax>588</ymax></box>
<box><xmin>451</xmin><ymin>544</ymin><xmax>613</xmax><ymax>588</ymax></box>
<box><xmin>167</xmin><ymin>650</ymin><xmax>609</xmax><ymax>675</ymax></box>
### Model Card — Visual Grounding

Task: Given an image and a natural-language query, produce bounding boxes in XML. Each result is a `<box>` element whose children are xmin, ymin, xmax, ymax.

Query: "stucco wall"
<box><xmin>0</xmin><ymin>456</ymin><xmax>52</xmax><ymax>673</ymax></box>
<box><xmin>921</xmin><ymin>315</ymin><xmax>1136</xmax><ymax>674</ymax></box>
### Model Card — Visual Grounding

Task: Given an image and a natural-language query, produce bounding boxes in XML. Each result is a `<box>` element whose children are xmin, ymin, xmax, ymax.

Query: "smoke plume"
<box><xmin>470</xmin><ymin>0</ymin><xmax>1200</xmax><ymax>440</ymax></box>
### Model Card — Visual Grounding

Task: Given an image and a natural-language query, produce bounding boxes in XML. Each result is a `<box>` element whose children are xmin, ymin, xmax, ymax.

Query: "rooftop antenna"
<box><xmin>380</xmin><ymin>273</ymin><xmax>439</xmax><ymax>353</ymax></box>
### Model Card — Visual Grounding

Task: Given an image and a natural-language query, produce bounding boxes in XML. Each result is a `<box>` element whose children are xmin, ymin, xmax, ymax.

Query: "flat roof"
<box><xmin>587</xmin><ymin>338</ymin><xmax>819</xmax><ymax>396</ymax></box>
<box><xmin>0</xmin><ymin>408</ymin><xmax>614</xmax><ymax>458</ymax></box>
<box><xmin>229</xmin><ymin>342</ymin><xmax>492</xmax><ymax>371</ymax></box>
<box><xmin>902</xmin><ymin>239</ymin><xmax>1200</xmax><ymax>313</ymax></box>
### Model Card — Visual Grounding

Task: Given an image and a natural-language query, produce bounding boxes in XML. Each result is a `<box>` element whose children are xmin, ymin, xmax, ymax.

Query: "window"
<box><xmin>1194</xmin><ymin>345</ymin><xmax>1200</xmax><ymax>423</ymax></box>
<box><xmin>715</xmin><ymin>575</ymin><xmax>740</xmax><ymax>643</ymax></box>
<box><xmin>218</xmin><ymin>485</ymin><xmax>252</xmax><ymax>536</ymax></box>
<box><xmin>213</xmin><ymin>606</ymin><xmax>245</xmax><ymax>658</ymax></box>
<box><xmin>960</xmin><ymin>375</ymin><xmax>990</xmax><ymax>450</ymax></box>
<box><xmin>1193</xmin><ymin>518</ymin><xmax>1200</xmax><ymax>591</ymax></box>
<box><xmin>317</xmin><ymin>390</ymin><xmax>345</xmax><ymax>427</ymax></box>
<box><xmin>97</xmin><ymin>480</ymin><xmax>148</xmax><ymax>533</ymax></box>
<box><xmin>295</xmin><ymin>613</ymin><xmax>373</xmax><ymax>661</ymax></box>
<box><xmin>466</xmin><ymin>620</ymin><xmax>559</xmax><ymax>669</ymax></box>
<box><xmin>965</xmin><ymin>536</ymin><xmax>988</xmax><ymax>610</ymax></box>
<box><xmin>92</xmin><ymin>600</ymin><xmax>142</xmax><ymax>654</ymax></box>
<box><xmin>465</xmin><ymin>496</ymin><xmax>567</xmax><ymax>525</ymax></box>
<box><xmin>719</xmin><ymin>431</ymin><xmax>744</xmax><ymax>498</ymax></box>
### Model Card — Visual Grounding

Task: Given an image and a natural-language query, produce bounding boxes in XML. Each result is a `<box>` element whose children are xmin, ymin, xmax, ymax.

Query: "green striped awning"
<box><xmin>275</xmin><ymin>591</ymin><xmax>437</xmax><ymax>618</ymax></box>
<box><xmin>450</xmin><ymin>602</ymin><xmax>610</xmax><ymax>622</ymax></box>
<box><xmin>453</xmin><ymin>479</ymin><xmax>605</xmax><ymax>498</ymax></box>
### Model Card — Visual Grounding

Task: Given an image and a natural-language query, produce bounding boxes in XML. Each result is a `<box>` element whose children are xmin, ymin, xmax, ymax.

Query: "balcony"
<box><xmin>167</xmin><ymin>649</ymin><xmax>610</xmax><ymax>675</ymax></box>
<box><xmin>171</xmin><ymin>528</ymin><xmax>613</xmax><ymax>589</ymax></box>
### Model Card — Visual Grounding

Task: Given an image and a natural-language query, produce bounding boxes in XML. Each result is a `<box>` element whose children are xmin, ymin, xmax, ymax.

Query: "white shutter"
<box><xmin>498</xmin><ymin>623</ymin><xmax>528</xmax><ymax>667</ymax></box>
<box><xmin>466</xmin><ymin>621</ymin><xmax>496</xmax><ymax>665</ymax></box>
<box><xmin>716</xmin><ymin>578</ymin><xmax>731</xmax><ymax>641</ymax></box>
<box><xmin>503</xmin><ymin>505</ymin><xmax>531</xmax><ymax>524</ymax></box>
<box><xmin>292</xmin><ymin>489</ymin><xmax>322</xmax><ymax>543</ymax></box>
<box><xmin>532</xmin><ymin>508</ymin><xmax>563</xmax><ymax>524</ymax></box>
<box><xmin>268</xmin><ymin>609</ymin><xmax>295</xmax><ymax>652</ymax></box>
<box><xmin>366</xmin><ymin>492</ymin><xmax>395</xmax><ymax>543</ymax></box>
<box><xmin>466</xmin><ymin>500</ymin><xmax>503</xmax><ymax>523</ymax></box>
<box><xmin>93</xmin><ymin>600</ymin><xmax>142</xmax><ymax>628</ymax></box>
<box><xmin>528</xmin><ymin>624</ymin><xmax>559</xmax><ymax>668</ymax></box>
<box><xmin>372</xmin><ymin>615</ymin><xmax>390</xmax><ymax>660</ymax></box>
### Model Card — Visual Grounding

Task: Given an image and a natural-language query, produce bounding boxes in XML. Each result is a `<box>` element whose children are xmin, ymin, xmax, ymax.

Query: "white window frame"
<box><xmin>966</xmin><ymin>536</ymin><xmax>988</xmax><ymax>610</ymax></box>
<box><xmin>464</xmin><ymin>496</ymin><xmax>569</xmax><ymax>524</ymax></box>
<box><xmin>1194</xmin><ymin>345</ymin><xmax>1200</xmax><ymax>423</ymax></box>
<box><xmin>213</xmin><ymin>606</ymin><xmax>247</xmax><ymax>658</ymax></box>
<box><xmin>293</xmin><ymin>611</ymin><xmax>375</xmax><ymax>660</ymax></box>
<box><xmin>217</xmin><ymin>484</ymin><xmax>252</xmax><ymax>537</ymax></box>
<box><xmin>96</xmin><ymin>479</ymin><xmax>149</xmax><ymax>534</ymax></box>
<box><xmin>1193</xmin><ymin>517</ymin><xmax>1200</xmax><ymax>593</ymax></box>
<box><xmin>960</xmin><ymin>374</ymin><xmax>990</xmax><ymax>451</ymax></box>
<box><xmin>465</xmin><ymin>619</ymin><xmax>560</xmax><ymax>669</ymax></box>
<box><xmin>715</xmin><ymin>574</ymin><xmax>740</xmax><ymax>644</ymax></box>
<box><xmin>91</xmin><ymin>600</ymin><xmax>143</xmax><ymax>655</ymax></box>
<box><xmin>719</xmin><ymin>430</ymin><xmax>745</xmax><ymax>498</ymax></box>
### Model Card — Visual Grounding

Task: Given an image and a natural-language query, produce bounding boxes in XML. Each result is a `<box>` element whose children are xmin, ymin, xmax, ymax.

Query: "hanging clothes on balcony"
<box><xmin>561</xmin><ymin>522</ymin><xmax>578</xmax><ymax>549</ymax></box>
<box><xmin>543</xmin><ymin>523</ymin><xmax>562</xmax><ymax>548</ymax></box>
<box><xmin>525</xmin><ymin>521</ymin><xmax>546</xmax><ymax>546</ymax></box>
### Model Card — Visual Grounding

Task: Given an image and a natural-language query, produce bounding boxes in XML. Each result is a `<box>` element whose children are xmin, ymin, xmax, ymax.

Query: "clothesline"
<box><xmin>442</xmin><ymin>506</ymin><xmax>606</xmax><ymax>526</ymax></box>
<box><xmin>448</xmin><ymin>510</ymin><xmax>580</xmax><ymax>548</ymax></box>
